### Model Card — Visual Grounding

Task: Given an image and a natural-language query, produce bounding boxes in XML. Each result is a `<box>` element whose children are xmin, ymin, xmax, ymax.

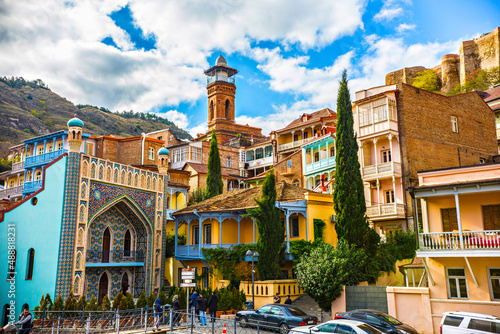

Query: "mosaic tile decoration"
<box><xmin>88</xmin><ymin>182</ymin><xmax>156</xmax><ymax>225</ymax></box>
<box><xmin>85</xmin><ymin>268</ymin><xmax>135</xmax><ymax>300</ymax></box>
<box><xmin>55</xmin><ymin>153</ymin><xmax>81</xmax><ymax>298</ymax></box>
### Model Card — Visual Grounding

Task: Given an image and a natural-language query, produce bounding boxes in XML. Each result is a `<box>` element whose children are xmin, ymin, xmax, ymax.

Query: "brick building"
<box><xmin>353</xmin><ymin>83</ymin><xmax>497</xmax><ymax>234</ymax></box>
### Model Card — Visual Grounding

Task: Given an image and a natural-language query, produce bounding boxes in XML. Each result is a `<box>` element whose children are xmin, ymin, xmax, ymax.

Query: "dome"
<box><xmin>215</xmin><ymin>54</ymin><xmax>227</xmax><ymax>66</ymax></box>
<box><xmin>158</xmin><ymin>147</ymin><xmax>170</xmax><ymax>155</ymax></box>
<box><xmin>67</xmin><ymin>117</ymin><xmax>84</xmax><ymax>128</ymax></box>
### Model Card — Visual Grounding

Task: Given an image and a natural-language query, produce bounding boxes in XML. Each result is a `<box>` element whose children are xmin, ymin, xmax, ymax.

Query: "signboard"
<box><xmin>181</xmin><ymin>268</ymin><xmax>196</xmax><ymax>288</ymax></box>
<box><xmin>180</xmin><ymin>282</ymin><xmax>196</xmax><ymax>287</ymax></box>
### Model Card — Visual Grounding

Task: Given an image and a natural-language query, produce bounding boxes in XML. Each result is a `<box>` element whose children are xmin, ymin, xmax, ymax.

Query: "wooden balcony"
<box><xmin>366</xmin><ymin>203</ymin><xmax>405</xmax><ymax>220</ymax></box>
<box><xmin>0</xmin><ymin>185</ymin><xmax>23</xmax><ymax>199</ymax></box>
<box><xmin>418</xmin><ymin>230</ymin><xmax>500</xmax><ymax>254</ymax></box>
<box><xmin>278</xmin><ymin>138</ymin><xmax>309</xmax><ymax>152</ymax></box>
<box><xmin>362</xmin><ymin>162</ymin><xmax>401</xmax><ymax>180</ymax></box>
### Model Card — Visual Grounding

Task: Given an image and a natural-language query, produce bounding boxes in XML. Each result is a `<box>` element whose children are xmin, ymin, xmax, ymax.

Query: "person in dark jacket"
<box><xmin>284</xmin><ymin>295</ymin><xmax>292</xmax><ymax>305</ymax></box>
<box><xmin>189</xmin><ymin>291</ymin><xmax>198</xmax><ymax>312</ymax></box>
<box><xmin>273</xmin><ymin>293</ymin><xmax>281</xmax><ymax>304</ymax></box>
<box><xmin>172</xmin><ymin>295</ymin><xmax>181</xmax><ymax>326</ymax></box>
<box><xmin>153</xmin><ymin>298</ymin><xmax>162</xmax><ymax>330</ymax></box>
<box><xmin>197</xmin><ymin>293</ymin><xmax>208</xmax><ymax>326</ymax></box>
<box><xmin>207</xmin><ymin>291</ymin><xmax>218</xmax><ymax>322</ymax></box>
<box><xmin>14</xmin><ymin>305</ymin><xmax>32</xmax><ymax>334</ymax></box>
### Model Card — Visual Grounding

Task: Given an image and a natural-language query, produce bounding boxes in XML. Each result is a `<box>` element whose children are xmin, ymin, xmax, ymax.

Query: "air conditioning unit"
<box><xmin>331</xmin><ymin>214</ymin><xmax>337</xmax><ymax>223</ymax></box>
<box><xmin>370</xmin><ymin>182</ymin><xmax>377</xmax><ymax>189</ymax></box>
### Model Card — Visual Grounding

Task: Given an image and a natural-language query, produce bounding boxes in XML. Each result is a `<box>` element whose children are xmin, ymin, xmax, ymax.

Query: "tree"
<box><xmin>206</xmin><ymin>129</ymin><xmax>223</xmax><ymax>198</ymax></box>
<box><xmin>63</xmin><ymin>293</ymin><xmax>77</xmax><ymax>311</ymax></box>
<box><xmin>412</xmin><ymin>69</ymin><xmax>440</xmax><ymax>92</ymax></box>
<box><xmin>333</xmin><ymin>70</ymin><xmax>368</xmax><ymax>248</ymax></box>
<box><xmin>85</xmin><ymin>296</ymin><xmax>98</xmax><ymax>311</ymax></box>
<box><xmin>76</xmin><ymin>295</ymin><xmax>86</xmax><ymax>311</ymax></box>
<box><xmin>101</xmin><ymin>295</ymin><xmax>111</xmax><ymax>311</ymax></box>
<box><xmin>246</xmin><ymin>170</ymin><xmax>285</xmax><ymax>280</ymax></box>
<box><xmin>112</xmin><ymin>292</ymin><xmax>124</xmax><ymax>310</ymax></box>
<box><xmin>125</xmin><ymin>292</ymin><xmax>136</xmax><ymax>309</ymax></box>
<box><xmin>136</xmin><ymin>292</ymin><xmax>147</xmax><ymax>308</ymax></box>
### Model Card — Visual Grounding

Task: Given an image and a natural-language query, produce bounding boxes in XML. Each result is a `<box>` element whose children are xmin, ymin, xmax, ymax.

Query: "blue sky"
<box><xmin>0</xmin><ymin>0</ymin><xmax>499</xmax><ymax>136</ymax></box>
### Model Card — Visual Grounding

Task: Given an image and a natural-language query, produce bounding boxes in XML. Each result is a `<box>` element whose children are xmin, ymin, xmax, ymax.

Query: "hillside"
<box><xmin>0</xmin><ymin>79</ymin><xmax>192</xmax><ymax>156</ymax></box>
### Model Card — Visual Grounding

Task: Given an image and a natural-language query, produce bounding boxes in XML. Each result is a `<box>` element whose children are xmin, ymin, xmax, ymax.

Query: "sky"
<box><xmin>0</xmin><ymin>0</ymin><xmax>499</xmax><ymax>137</ymax></box>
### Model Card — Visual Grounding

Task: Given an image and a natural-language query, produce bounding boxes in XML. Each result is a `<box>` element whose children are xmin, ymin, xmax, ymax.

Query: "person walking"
<box><xmin>197</xmin><ymin>293</ymin><xmax>208</xmax><ymax>326</ymax></box>
<box><xmin>207</xmin><ymin>291</ymin><xmax>218</xmax><ymax>323</ymax></box>
<box><xmin>172</xmin><ymin>295</ymin><xmax>181</xmax><ymax>326</ymax></box>
<box><xmin>153</xmin><ymin>298</ymin><xmax>163</xmax><ymax>330</ymax></box>
<box><xmin>189</xmin><ymin>291</ymin><xmax>198</xmax><ymax>325</ymax></box>
<box><xmin>273</xmin><ymin>293</ymin><xmax>281</xmax><ymax>304</ymax></box>
<box><xmin>14</xmin><ymin>305</ymin><xmax>32</xmax><ymax>334</ymax></box>
<box><xmin>284</xmin><ymin>295</ymin><xmax>292</xmax><ymax>305</ymax></box>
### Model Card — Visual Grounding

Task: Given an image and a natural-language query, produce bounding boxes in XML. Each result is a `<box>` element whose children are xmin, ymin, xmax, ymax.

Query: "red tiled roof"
<box><xmin>173</xmin><ymin>181</ymin><xmax>310</xmax><ymax>214</ymax></box>
<box><xmin>274</xmin><ymin>108</ymin><xmax>336</xmax><ymax>133</ymax></box>
<box><xmin>479</xmin><ymin>85</ymin><xmax>500</xmax><ymax>103</ymax></box>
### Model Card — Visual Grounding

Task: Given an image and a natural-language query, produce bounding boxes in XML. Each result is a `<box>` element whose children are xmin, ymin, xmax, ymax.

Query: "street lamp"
<box><xmin>246</xmin><ymin>250</ymin><xmax>259</xmax><ymax>307</ymax></box>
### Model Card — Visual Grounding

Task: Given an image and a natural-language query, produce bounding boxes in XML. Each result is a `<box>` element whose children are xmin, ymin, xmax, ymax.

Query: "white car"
<box><xmin>440</xmin><ymin>311</ymin><xmax>500</xmax><ymax>333</ymax></box>
<box><xmin>290</xmin><ymin>319</ymin><xmax>383</xmax><ymax>334</ymax></box>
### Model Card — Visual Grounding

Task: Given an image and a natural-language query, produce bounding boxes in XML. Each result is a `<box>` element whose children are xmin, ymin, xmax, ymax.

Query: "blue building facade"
<box><xmin>0</xmin><ymin>118</ymin><xmax>170</xmax><ymax>325</ymax></box>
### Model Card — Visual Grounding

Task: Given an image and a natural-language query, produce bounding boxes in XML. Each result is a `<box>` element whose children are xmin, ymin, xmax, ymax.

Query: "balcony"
<box><xmin>366</xmin><ymin>203</ymin><xmax>405</xmax><ymax>220</ymax></box>
<box><xmin>358</xmin><ymin>119</ymin><xmax>398</xmax><ymax>138</ymax></box>
<box><xmin>418</xmin><ymin>230</ymin><xmax>500</xmax><ymax>257</ymax></box>
<box><xmin>25</xmin><ymin>149</ymin><xmax>67</xmax><ymax>168</ymax></box>
<box><xmin>207</xmin><ymin>75</ymin><xmax>235</xmax><ymax>85</ymax></box>
<box><xmin>86</xmin><ymin>250</ymin><xmax>145</xmax><ymax>267</ymax></box>
<box><xmin>12</xmin><ymin>161</ymin><xmax>24</xmax><ymax>172</ymax></box>
<box><xmin>362</xmin><ymin>162</ymin><xmax>401</xmax><ymax>180</ymax></box>
<box><xmin>0</xmin><ymin>185</ymin><xmax>23</xmax><ymax>199</ymax></box>
<box><xmin>176</xmin><ymin>243</ymin><xmax>236</xmax><ymax>259</ymax></box>
<box><xmin>246</xmin><ymin>156</ymin><xmax>273</xmax><ymax>169</ymax></box>
<box><xmin>22</xmin><ymin>180</ymin><xmax>43</xmax><ymax>193</ymax></box>
<box><xmin>278</xmin><ymin>138</ymin><xmax>310</xmax><ymax>152</ymax></box>
<box><xmin>305</xmin><ymin>156</ymin><xmax>336</xmax><ymax>174</ymax></box>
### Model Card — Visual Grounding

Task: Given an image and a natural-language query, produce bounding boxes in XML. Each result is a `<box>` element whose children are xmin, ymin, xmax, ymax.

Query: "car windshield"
<box><xmin>358</xmin><ymin>324</ymin><xmax>382</xmax><ymax>334</ymax></box>
<box><xmin>287</xmin><ymin>307</ymin><xmax>307</xmax><ymax>316</ymax></box>
<box><xmin>376</xmin><ymin>313</ymin><xmax>402</xmax><ymax>325</ymax></box>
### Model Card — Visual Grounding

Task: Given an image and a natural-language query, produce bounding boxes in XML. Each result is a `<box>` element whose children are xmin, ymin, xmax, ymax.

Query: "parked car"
<box><xmin>440</xmin><ymin>311</ymin><xmax>500</xmax><ymax>333</ymax></box>
<box><xmin>290</xmin><ymin>319</ymin><xmax>383</xmax><ymax>334</ymax></box>
<box><xmin>236</xmin><ymin>304</ymin><xmax>318</xmax><ymax>333</ymax></box>
<box><xmin>334</xmin><ymin>310</ymin><xmax>417</xmax><ymax>334</ymax></box>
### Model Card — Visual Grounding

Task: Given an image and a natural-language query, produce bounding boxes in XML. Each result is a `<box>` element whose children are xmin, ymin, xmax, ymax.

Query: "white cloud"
<box><xmin>187</xmin><ymin>123</ymin><xmax>208</xmax><ymax>138</ymax></box>
<box><xmin>373</xmin><ymin>0</ymin><xmax>410</xmax><ymax>22</ymax></box>
<box><xmin>396</xmin><ymin>23</ymin><xmax>416</xmax><ymax>34</ymax></box>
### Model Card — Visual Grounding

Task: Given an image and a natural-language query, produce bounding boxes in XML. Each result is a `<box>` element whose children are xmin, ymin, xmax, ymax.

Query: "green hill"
<box><xmin>0</xmin><ymin>77</ymin><xmax>192</xmax><ymax>157</ymax></box>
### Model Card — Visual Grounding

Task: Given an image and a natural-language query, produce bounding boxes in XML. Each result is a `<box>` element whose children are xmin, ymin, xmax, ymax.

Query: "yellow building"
<box><xmin>386</xmin><ymin>161</ymin><xmax>500</xmax><ymax>333</ymax></box>
<box><xmin>171</xmin><ymin>181</ymin><xmax>337</xmax><ymax>301</ymax></box>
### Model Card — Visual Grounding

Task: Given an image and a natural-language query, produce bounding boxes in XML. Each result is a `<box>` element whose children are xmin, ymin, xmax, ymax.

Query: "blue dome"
<box><xmin>158</xmin><ymin>147</ymin><xmax>170</xmax><ymax>155</ymax></box>
<box><xmin>67</xmin><ymin>117</ymin><xmax>84</xmax><ymax>128</ymax></box>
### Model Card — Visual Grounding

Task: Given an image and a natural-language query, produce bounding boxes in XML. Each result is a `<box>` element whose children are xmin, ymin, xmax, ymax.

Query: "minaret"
<box><xmin>204</xmin><ymin>54</ymin><xmax>238</xmax><ymax>128</ymax></box>
<box><xmin>157</xmin><ymin>147</ymin><xmax>170</xmax><ymax>174</ymax></box>
<box><xmin>67</xmin><ymin>115</ymin><xmax>84</xmax><ymax>152</ymax></box>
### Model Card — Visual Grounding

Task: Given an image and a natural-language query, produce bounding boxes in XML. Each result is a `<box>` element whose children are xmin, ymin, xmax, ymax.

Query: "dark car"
<box><xmin>335</xmin><ymin>310</ymin><xmax>418</xmax><ymax>334</ymax></box>
<box><xmin>236</xmin><ymin>304</ymin><xmax>318</xmax><ymax>333</ymax></box>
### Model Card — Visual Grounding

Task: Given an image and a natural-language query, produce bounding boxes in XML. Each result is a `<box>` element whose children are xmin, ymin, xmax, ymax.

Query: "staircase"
<box><xmin>163</xmin><ymin>278</ymin><xmax>172</xmax><ymax>295</ymax></box>
<box><xmin>292</xmin><ymin>294</ymin><xmax>331</xmax><ymax>323</ymax></box>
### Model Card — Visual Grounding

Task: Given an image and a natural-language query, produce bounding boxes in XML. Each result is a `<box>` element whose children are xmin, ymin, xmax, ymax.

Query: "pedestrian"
<box><xmin>197</xmin><ymin>293</ymin><xmax>208</xmax><ymax>326</ymax></box>
<box><xmin>172</xmin><ymin>295</ymin><xmax>181</xmax><ymax>326</ymax></box>
<box><xmin>14</xmin><ymin>304</ymin><xmax>32</xmax><ymax>334</ymax></box>
<box><xmin>207</xmin><ymin>291</ymin><xmax>218</xmax><ymax>323</ymax></box>
<box><xmin>153</xmin><ymin>298</ymin><xmax>163</xmax><ymax>330</ymax></box>
<box><xmin>273</xmin><ymin>293</ymin><xmax>281</xmax><ymax>304</ymax></box>
<box><xmin>284</xmin><ymin>295</ymin><xmax>292</xmax><ymax>305</ymax></box>
<box><xmin>189</xmin><ymin>290</ymin><xmax>198</xmax><ymax>324</ymax></box>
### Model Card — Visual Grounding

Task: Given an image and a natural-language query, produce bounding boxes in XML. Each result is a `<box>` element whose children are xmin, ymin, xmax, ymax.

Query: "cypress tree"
<box><xmin>246</xmin><ymin>171</ymin><xmax>285</xmax><ymax>280</ymax></box>
<box><xmin>206</xmin><ymin>129</ymin><xmax>223</xmax><ymax>198</ymax></box>
<box><xmin>333</xmin><ymin>70</ymin><xmax>368</xmax><ymax>248</ymax></box>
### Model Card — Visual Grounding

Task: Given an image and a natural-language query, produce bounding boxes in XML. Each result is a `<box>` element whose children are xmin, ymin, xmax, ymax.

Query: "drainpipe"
<box><xmin>141</xmin><ymin>133</ymin><xmax>146</xmax><ymax>165</ymax></box>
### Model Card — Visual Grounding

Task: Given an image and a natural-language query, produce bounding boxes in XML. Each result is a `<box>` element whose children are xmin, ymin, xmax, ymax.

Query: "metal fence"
<box><xmin>23</xmin><ymin>307</ymin><xmax>288</xmax><ymax>334</ymax></box>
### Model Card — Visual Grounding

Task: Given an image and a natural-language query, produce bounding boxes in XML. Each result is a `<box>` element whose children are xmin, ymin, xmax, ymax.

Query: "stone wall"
<box><xmin>274</xmin><ymin>150</ymin><xmax>304</xmax><ymax>187</ymax></box>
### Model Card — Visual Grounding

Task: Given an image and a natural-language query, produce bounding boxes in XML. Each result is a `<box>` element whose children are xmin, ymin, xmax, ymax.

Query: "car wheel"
<box><xmin>239</xmin><ymin>316</ymin><xmax>248</xmax><ymax>328</ymax></box>
<box><xmin>280</xmin><ymin>323</ymin><xmax>290</xmax><ymax>334</ymax></box>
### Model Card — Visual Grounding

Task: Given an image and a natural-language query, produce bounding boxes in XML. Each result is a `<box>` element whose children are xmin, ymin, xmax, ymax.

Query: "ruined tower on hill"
<box><xmin>386</xmin><ymin>27</ymin><xmax>500</xmax><ymax>93</ymax></box>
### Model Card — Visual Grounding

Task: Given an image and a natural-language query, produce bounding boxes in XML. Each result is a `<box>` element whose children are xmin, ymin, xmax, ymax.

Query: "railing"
<box><xmin>86</xmin><ymin>250</ymin><xmax>145</xmax><ymax>264</ymax></box>
<box><xmin>25</xmin><ymin>149</ymin><xmax>67</xmax><ymax>167</ymax></box>
<box><xmin>366</xmin><ymin>203</ymin><xmax>405</xmax><ymax>218</ymax></box>
<box><xmin>419</xmin><ymin>230</ymin><xmax>500</xmax><ymax>251</ymax></box>
<box><xmin>362</xmin><ymin>161</ymin><xmax>401</xmax><ymax>177</ymax></box>
<box><xmin>23</xmin><ymin>180</ymin><xmax>43</xmax><ymax>192</ymax></box>
<box><xmin>0</xmin><ymin>185</ymin><xmax>23</xmax><ymax>199</ymax></box>
<box><xmin>176</xmin><ymin>243</ymin><xmax>238</xmax><ymax>258</ymax></box>
<box><xmin>246</xmin><ymin>156</ymin><xmax>273</xmax><ymax>168</ymax></box>
<box><xmin>305</xmin><ymin>156</ymin><xmax>336</xmax><ymax>173</ymax></box>
<box><xmin>12</xmin><ymin>161</ymin><xmax>24</xmax><ymax>171</ymax></box>
<box><xmin>277</xmin><ymin>138</ymin><xmax>310</xmax><ymax>151</ymax></box>
<box><xmin>207</xmin><ymin>75</ymin><xmax>235</xmax><ymax>85</ymax></box>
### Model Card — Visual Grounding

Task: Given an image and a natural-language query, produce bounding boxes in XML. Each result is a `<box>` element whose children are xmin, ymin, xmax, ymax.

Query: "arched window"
<box><xmin>35</xmin><ymin>170</ymin><xmax>42</xmax><ymax>181</ymax></box>
<box><xmin>26</xmin><ymin>248</ymin><xmax>35</xmax><ymax>280</ymax></box>
<box><xmin>121</xmin><ymin>170</ymin><xmax>125</xmax><ymax>184</ymax></box>
<box><xmin>98</xmin><ymin>272</ymin><xmax>109</xmax><ymax>304</ymax></box>
<box><xmin>155</xmin><ymin>253</ymin><xmax>159</xmax><ymax>267</ymax></box>
<box><xmin>7</xmin><ymin>250</ymin><xmax>16</xmax><ymax>280</ymax></box>
<box><xmin>134</xmin><ymin>174</ymin><xmax>138</xmax><ymax>187</ymax></box>
<box><xmin>154</xmin><ymin>272</ymin><xmax>159</xmax><ymax>286</ymax></box>
<box><xmin>225</xmin><ymin>99</ymin><xmax>230</xmax><ymax>119</ymax></box>
<box><xmin>98</xmin><ymin>165</ymin><xmax>103</xmax><ymax>180</ymax></box>
<box><xmin>113</xmin><ymin>168</ymin><xmax>118</xmax><ymax>183</ymax></box>
<box><xmin>209</xmin><ymin>101</ymin><xmax>214</xmax><ymax>121</ymax></box>
<box><xmin>76</xmin><ymin>252</ymin><xmax>82</xmax><ymax>269</ymax></box>
<box><xmin>292</xmin><ymin>179</ymin><xmax>300</xmax><ymax>187</ymax></box>
<box><xmin>152</xmin><ymin>177</ymin><xmax>157</xmax><ymax>191</ymax></box>
<box><xmin>80</xmin><ymin>182</ymin><xmax>86</xmax><ymax>199</ymax></box>
<box><xmin>147</xmin><ymin>176</ymin><xmax>151</xmax><ymax>189</ymax></box>
<box><xmin>90</xmin><ymin>163</ymin><xmax>96</xmax><ymax>178</ymax></box>
<box><xmin>102</xmin><ymin>228</ymin><xmax>111</xmax><ymax>263</ymax></box>
<box><xmin>128</xmin><ymin>172</ymin><xmax>132</xmax><ymax>185</ymax></box>
<box><xmin>107</xmin><ymin>167</ymin><xmax>112</xmax><ymax>181</ymax></box>
<box><xmin>158</xmin><ymin>179</ymin><xmax>163</xmax><ymax>192</ymax></box>
<box><xmin>140</xmin><ymin>175</ymin><xmax>145</xmax><ymax>188</ymax></box>
<box><xmin>74</xmin><ymin>276</ymin><xmax>80</xmax><ymax>294</ymax></box>
<box><xmin>79</xmin><ymin>205</ymin><xmax>85</xmax><ymax>222</ymax></box>
<box><xmin>124</xmin><ymin>230</ymin><xmax>132</xmax><ymax>257</ymax></box>
<box><xmin>121</xmin><ymin>272</ymin><xmax>129</xmax><ymax>294</ymax></box>
<box><xmin>77</xmin><ymin>228</ymin><xmax>84</xmax><ymax>245</ymax></box>
<box><xmin>82</xmin><ymin>161</ymin><xmax>88</xmax><ymax>177</ymax></box>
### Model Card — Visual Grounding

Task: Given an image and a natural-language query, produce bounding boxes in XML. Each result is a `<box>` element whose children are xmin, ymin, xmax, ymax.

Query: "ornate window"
<box><xmin>90</xmin><ymin>163</ymin><xmax>96</xmax><ymax>178</ymax></box>
<box><xmin>141</xmin><ymin>175</ymin><xmax>145</xmax><ymax>188</ymax></box>
<box><xmin>106</xmin><ymin>167</ymin><xmax>111</xmax><ymax>181</ymax></box>
<box><xmin>79</xmin><ymin>205</ymin><xmax>86</xmax><ymax>222</ymax></box>
<box><xmin>121</xmin><ymin>170</ymin><xmax>125</xmax><ymax>184</ymax></box>
<box><xmin>128</xmin><ymin>172</ymin><xmax>132</xmax><ymax>186</ymax></box>
<box><xmin>77</xmin><ymin>228</ymin><xmax>84</xmax><ymax>245</ymax></box>
<box><xmin>134</xmin><ymin>174</ymin><xmax>138</xmax><ymax>187</ymax></box>
<box><xmin>76</xmin><ymin>252</ymin><xmax>82</xmax><ymax>269</ymax></box>
<box><xmin>74</xmin><ymin>276</ymin><xmax>80</xmax><ymax>294</ymax></box>
<box><xmin>82</xmin><ymin>161</ymin><xmax>88</xmax><ymax>177</ymax></box>
<box><xmin>147</xmin><ymin>176</ymin><xmax>151</xmax><ymax>189</ymax></box>
<box><xmin>152</xmin><ymin>177</ymin><xmax>157</xmax><ymax>191</ymax></box>
<box><xmin>80</xmin><ymin>183</ymin><xmax>86</xmax><ymax>199</ymax></box>
<box><xmin>98</xmin><ymin>165</ymin><xmax>104</xmax><ymax>180</ymax></box>
<box><xmin>114</xmin><ymin>168</ymin><xmax>118</xmax><ymax>183</ymax></box>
